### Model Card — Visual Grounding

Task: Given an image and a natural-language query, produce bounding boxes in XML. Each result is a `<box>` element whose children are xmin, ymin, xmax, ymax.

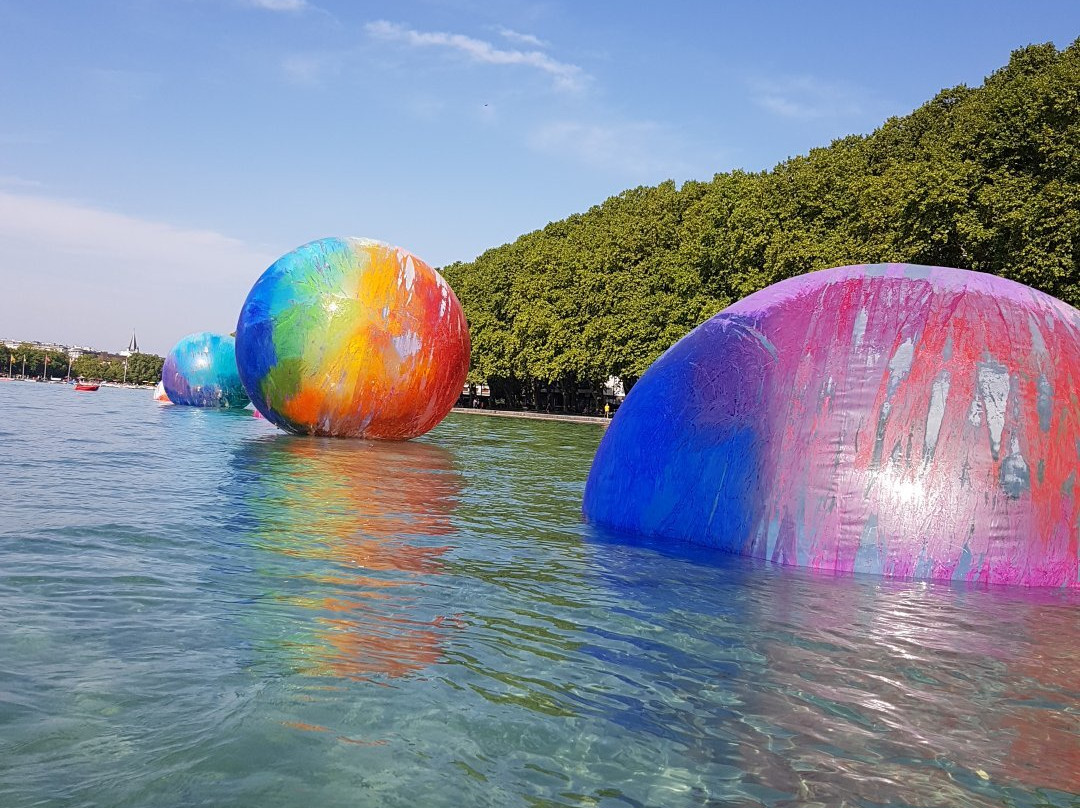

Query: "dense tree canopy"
<box><xmin>442</xmin><ymin>41</ymin><xmax>1080</xmax><ymax>412</ymax></box>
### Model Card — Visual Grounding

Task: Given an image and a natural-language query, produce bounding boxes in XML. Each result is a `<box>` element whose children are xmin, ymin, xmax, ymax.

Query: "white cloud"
<box><xmin>749</xmin><ymin>75</ymin><xmax>865</xmax><ymax>119</ymax></box>
<box><xmin>0</xmin><ymin>192</ymin><xmax>265</xmax><ymax>265</ymax></box>
<box><xmin>242</xmin><ymin>0</ymin><xmax>308</xmax><ymax>11</ymax></box>
<box><xmin>497</xmin><ymin>27</ymin><xmax>546</xmax><ymax>48</ymax></box>
<box><xmin>0</xmin><ymin>191</ymin><xmax>277</xmax><ymax>353</ymax></box>
<box><xmin>529</xmin><ymin>121</ymin><xmax>693</xmax><ymax>179</ymax></box>
<box><xmin>365</xmin><ymin>20</ymin><xmax>585</xmax><ymax>92</ymax></box>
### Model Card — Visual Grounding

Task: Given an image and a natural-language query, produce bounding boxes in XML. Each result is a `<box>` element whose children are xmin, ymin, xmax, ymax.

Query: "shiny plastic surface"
<box><xmin>235</xmin><ymin>237</ymin><xmax>470</xmax><ymax>439</ymax></box>
<box><xmin>162</xmin><ymin>332</ymin><xmax>249</xmax><ymax>408</ymax></box>
<box><xmin>584</xmin><ymin>264</ymin><xmax>1080</xmax><ymax>587</ymax></box>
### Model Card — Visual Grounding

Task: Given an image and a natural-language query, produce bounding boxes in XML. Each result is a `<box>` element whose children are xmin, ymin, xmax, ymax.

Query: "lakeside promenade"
<box><xmin>6</xmin><ymin>379</ymin><xmax>608</xmax><ymax>424</ymax></box>
<box><xmin>451</xmin><ymin>407</ymin><xmax>609</xmax><ymax>426</ymax></box>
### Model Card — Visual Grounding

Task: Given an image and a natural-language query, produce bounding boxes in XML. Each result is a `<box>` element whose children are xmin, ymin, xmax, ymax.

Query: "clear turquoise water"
<box><xmin>0</xmin><ymin>381</ymin><xmax>1076</xmax><ymax>808</ymax></box>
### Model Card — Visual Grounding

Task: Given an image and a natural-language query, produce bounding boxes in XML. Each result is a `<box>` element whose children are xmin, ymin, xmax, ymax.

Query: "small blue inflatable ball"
<box><xmin>162</xmin><ymin>332</ymin><xmax>250</xmax><ymax>408</ymax></box>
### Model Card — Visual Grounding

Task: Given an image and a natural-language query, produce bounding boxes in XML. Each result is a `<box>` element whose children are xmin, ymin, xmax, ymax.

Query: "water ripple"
<box><xmin>0</xmin><ymin>383</ymin><xmax>1076</xmax><ymax>807</ymax></box>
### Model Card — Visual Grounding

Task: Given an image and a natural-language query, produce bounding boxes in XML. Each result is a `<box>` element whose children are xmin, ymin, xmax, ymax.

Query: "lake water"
<box><xmin>0</xmin><ymin>381</ymin><xmax>1076</xmax><ymax>808</ymax></box>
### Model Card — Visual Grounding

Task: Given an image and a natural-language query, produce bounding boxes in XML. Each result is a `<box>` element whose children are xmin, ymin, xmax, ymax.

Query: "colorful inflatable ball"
<box><xmin>583</xmin><ymin>264</ymin><xmax>1080</xmax><ymax>588</ymax></box>
<box><xmin>162</xmin><ymin>332</ymin><xmax>250</xmax><ymax>408</ymax></box>
<box><xmin>235</xmin><ymin>237</ymin><xmax>470</xmax><ymax>440</ymax></box>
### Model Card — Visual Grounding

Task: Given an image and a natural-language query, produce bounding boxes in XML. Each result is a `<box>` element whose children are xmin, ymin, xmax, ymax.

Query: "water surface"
<box><xmin>0</xmin><ymin>382</ymin><xmax>1076</xmax><ymax>807</ymax></box>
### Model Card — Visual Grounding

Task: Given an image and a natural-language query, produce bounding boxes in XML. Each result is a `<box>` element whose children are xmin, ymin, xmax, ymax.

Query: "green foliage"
<box><xmin>2</xmin><ymin>344</ymin><xmax>164</xmax><ymax>385</ymax></box>
<box><xmin>124</xmin><ymin>353</ymin><xmax>165</xmax><ymax>385</ymax></box>
<box><xmin>71</xmin><ymin>352</ymin><xmax>164</xmax><ymax>385</ymax></box>
<box><xmin>1</xmin><ymin>344</ymin><xmax>59</xmax><ymax>379</ymax></box>
<box><xmin>443</xmin><ymin>41</ymin><xmax>1080</xmax><ymax>411</ymax></box>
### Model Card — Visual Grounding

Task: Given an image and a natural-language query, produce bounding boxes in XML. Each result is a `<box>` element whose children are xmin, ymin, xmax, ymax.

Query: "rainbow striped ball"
<box><xmin>235</xmin><ymin>237</ymin><xmax>470</xmax><ymax>439</ymax></box>
<box><xmin>162</xmin><ymin>332</ymin><xmax>249</xmax><ymax>408</ymax></box>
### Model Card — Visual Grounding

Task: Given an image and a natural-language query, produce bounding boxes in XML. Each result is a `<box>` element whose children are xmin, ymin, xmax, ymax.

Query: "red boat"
<box><xmin>74</xmin><ymin>382</ymin><xmax>100</xmax><ymax>391</ymax></box>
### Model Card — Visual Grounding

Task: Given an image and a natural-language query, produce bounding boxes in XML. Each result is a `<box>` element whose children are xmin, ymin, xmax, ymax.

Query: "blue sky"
<box><xmin>1</xmin><ymin>0</ymin><xmax>1077</xmax><ymax>355</ymax></box>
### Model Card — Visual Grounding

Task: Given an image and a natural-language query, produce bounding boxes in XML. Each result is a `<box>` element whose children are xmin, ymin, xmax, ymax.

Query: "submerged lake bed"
<box><xmin>0</xmin><ymin>382</ymin><xmax>1076</xmax><ymax>807</ymax></box>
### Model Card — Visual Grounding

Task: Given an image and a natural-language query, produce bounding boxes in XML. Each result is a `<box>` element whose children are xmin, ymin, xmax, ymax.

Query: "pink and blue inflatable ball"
<box><xmin>584</xmin><ymin>264</ymin><xmax>1080</xmax><ymax>588</ymax></box>
<box><xmin>162</xmin><ymin>332</ymin><xmax>250</xmax><ymax>409</ymax></box>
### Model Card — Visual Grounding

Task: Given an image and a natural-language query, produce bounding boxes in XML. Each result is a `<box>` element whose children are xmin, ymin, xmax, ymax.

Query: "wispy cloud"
<box><xmin>496</xmin><ymin>27</ymin><xmax>546</xmax><ymax>48</ymax></box>
<box><xmin>365</xmin><ymin>20</ymin><xmax>585</xmax><ymax>92</ymax></box>
<box><xmin>0</xmin><ymin>191</ymin><xmax>276</xmax><ymax>352</ymax></box>
<box><xmin>529</xmin><ymin>121</ymin><xmax>693</xmax><ymax>179</ymax></box>
<box><xmin>0</xmin><ymin>191</ymin><xmax>272</xmax><ymax>272</ymax></box>
<box><xmin>749</xmin><ymin>76</ymin><xmax>865</xmax><ymax>119</ymax></box>
<box><xmin>242</xmin><ymin>0</ymin><xmax>308</xmax><ymax>11</ymax></box>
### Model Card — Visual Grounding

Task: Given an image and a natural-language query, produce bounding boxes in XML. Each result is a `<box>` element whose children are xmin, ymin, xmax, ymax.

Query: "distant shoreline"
<box><xmin>1</xmin><ymin>377</ymin><xmax>155</xmax><ymax>390</ymax></box>
<box><xmin>2</xmin><ymin>378</ymin><xmax>610</xmax><ymax>423</ymax></box>
<box><xmin>450</xmin><ymin>407</ymin><xmax>608</xmax><ymax>426</ymax></box>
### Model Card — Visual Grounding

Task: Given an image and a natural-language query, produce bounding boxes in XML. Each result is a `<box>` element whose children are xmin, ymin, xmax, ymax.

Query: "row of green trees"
<box><xmin>2</xmin><ymin>344</ymin><xmax>164</xmax><ymax>385</ymax></box>
<box><xmin>73</xmin><ymin>352</ymin><xmax>164</xmax><ymax>385</ymax></box>
<box><xmin>442</xmin><ymin>41</ymin><xmax>1080</xmax><ymax>411</ymax></box>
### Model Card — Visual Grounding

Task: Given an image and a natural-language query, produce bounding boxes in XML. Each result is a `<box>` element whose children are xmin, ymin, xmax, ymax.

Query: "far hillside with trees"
<box><xmin>442</xmin><ymin>41</ymin><xmax>1079</xmax><ymax>413</ymax></box>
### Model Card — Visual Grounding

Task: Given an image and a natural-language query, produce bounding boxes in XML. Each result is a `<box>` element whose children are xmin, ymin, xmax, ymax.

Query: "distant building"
<box><xmin>119</xmin><ymin>330</ymin><xmax>139</xmax><ymax>358</ymax></box>
<box><xmin>3</xmin><ymin>338</ymin><xmax>68</xmax><ymax>354</ymax></box>
<box><xmin>604</xmin><ymin>376</ymin><xmax>626</xmax><ymax>400</ymax></box>
<box><xmin>2</xmin><ymin>338</ymin><xmax>102</xmax><ymax>358</ymax></box>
